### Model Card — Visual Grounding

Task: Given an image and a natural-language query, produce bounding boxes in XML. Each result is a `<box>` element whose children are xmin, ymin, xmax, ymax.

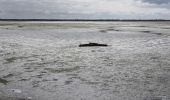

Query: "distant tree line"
<box><xmin>0</xmin><ymin>19</ymin><xmax>170</xmax><ymax>21</ymax></box>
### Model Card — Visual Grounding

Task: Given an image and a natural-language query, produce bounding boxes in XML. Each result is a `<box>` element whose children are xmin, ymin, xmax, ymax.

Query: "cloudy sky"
<box><xmin>0</xmin><ymin>0</ymin><xmax>170</xmax><ymax>19</ymax></box>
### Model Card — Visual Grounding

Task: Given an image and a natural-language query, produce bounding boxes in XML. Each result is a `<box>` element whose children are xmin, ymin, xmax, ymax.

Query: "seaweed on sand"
<box><xmin>79</xmin><ymin>43</ymin><xmax>108</xmax><ymax>47</ymax></box>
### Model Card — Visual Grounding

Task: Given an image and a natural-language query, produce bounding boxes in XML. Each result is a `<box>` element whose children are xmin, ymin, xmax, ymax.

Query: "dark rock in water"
<box><xmin>79</xmin><ymin>43</ymin><xmax>108</xmax><ymax>47</ymax></box>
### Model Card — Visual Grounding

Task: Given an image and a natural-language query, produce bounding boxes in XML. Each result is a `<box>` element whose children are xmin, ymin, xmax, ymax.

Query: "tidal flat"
<box><xmin>0</xmin><ymin>21</ymin><xmax>170</xmax><ymax>100</ymax></box>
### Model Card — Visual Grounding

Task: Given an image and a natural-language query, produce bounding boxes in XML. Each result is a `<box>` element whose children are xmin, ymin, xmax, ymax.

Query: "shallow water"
<box><xmin>0</xmin><ymin>21</ymin><xmax>170</xmax><ymax>100</ymax></box>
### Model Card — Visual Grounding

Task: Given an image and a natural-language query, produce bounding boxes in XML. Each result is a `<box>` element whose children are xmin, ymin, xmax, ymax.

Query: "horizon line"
<box><xmin>0</xmin><ymin>19</ymin><xmax>170</xmax><ymax>21</ymax></box>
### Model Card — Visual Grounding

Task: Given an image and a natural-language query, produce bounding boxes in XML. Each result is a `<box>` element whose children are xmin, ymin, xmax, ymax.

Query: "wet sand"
<box><xmin>0</xmin><ymin>21</ymin><xmax>170</xmax><ymax>100</ymax></box>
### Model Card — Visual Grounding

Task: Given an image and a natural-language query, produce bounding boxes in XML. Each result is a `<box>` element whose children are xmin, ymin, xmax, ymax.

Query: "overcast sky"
<box><xmin>0</xmin><ymin>0</ymin><xmax>170</xmax><ymax>19</ymax></box>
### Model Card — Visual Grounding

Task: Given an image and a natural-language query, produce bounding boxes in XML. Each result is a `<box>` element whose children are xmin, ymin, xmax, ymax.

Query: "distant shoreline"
<box><xmin>0</xmin><ymin>19</ymin><xmax>170</xmax><ymax>22</ymax></box>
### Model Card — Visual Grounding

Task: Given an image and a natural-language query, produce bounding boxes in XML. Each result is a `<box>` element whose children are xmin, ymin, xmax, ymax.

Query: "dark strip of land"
<box><xmin>0</xmin><ymin>19</ymin><xmax>170</xmax><ymax>22</ymax></box>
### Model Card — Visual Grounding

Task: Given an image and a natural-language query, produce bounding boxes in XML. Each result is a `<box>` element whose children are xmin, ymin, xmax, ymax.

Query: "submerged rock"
<box><xmin>79</xmin><ymin>43</ymin><xmax>108</xmax><ymax>47</ymax></box>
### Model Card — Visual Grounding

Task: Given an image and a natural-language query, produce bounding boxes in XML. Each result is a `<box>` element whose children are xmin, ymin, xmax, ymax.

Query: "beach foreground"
<box><xmin>0</xmin><ymin>21</ymin><xmax>170</xmax><ymax>100</ymax></box>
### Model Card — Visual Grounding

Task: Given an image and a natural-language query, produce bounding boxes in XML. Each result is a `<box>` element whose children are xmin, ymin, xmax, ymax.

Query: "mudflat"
<box><xmin>0</xmin><ymin>21</ymin><xmax>170</xmax><ymax>100</ymax></box>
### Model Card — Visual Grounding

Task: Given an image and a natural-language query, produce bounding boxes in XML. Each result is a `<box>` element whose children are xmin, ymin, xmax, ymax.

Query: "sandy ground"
<box><xmin>0</xmin><ymin>21</ymin><xmax>170</xmax><ymax>100</ymax></box>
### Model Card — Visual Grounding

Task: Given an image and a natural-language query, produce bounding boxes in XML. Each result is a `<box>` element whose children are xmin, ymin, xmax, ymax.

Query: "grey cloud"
<box><xmin>0</xmin><ymin>0</ymin><xmax>170</xmax><ymax>19</ymax></box>
<box><xmin>0</xmin><ymin>0</ymin><xmax>75</xmax><ymax>19</ymax></box>
<box><xmin>138</xmin><ymin>0</ymin><xmax>170</xmax><ymax>10</ymax></box>
<box><xmin>141</xmin><ymin>0</ymin><xmax>170</xmax><ymax>4</ymax></box>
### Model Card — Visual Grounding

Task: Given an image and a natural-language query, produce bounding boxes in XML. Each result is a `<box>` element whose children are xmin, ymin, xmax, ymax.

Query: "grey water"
<box><xmin>0</xmin><ymin>21</ymin><xmax>170</xmax><ymax>100</ymax></box>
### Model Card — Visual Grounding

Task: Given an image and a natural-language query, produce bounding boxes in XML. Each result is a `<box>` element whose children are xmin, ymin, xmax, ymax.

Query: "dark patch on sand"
<box><xmin>4</xmin><ymin>55</ymin><xmax>40</xmax><ymax>64</ymax></box>
<box><xmin>143</xmin><ymin>96</ymin><xmax>166</xmax><ymax>100</ymax></box>
<box><xmin>18</xmin><ymin>25</ymin><xmax>24</xmax><ymax>28</ymax></box>
<box><xmin>152</xmin><ymin>33</ymin><xmax>162</xmax><ymax>35</ymax></box>
<box><xmin>0</xmin><ymin>96</ymin><xmax>33</xmax><ymax>100</ymax></box>
<box><xmin>0</xmin><ymin>78</ymin><xmax>8</xmax><ymax>85</ymax></box>
<box><xmin>139</xmin><ymin>26</ymin><xmax>147</xmax><ymax>27</ymax></box>
<box><xmin>162</xmin><ymin>27</ymin><xmax>170</xmax><ymax>29</ymax></box>
<box><xmin>140</xmin><ymin>31</ymin><xmax>163</xmax><ymax>36</ymax></box>
<box><xmin>100</xmin><ymin>30</ymin><xmax>107</xmax><ymax>33</ymax></box>
<box><xmin>4</xmin><ymin>57</ymin><xmax>19</xmax><ymax>64</ymax></box>
<box><xmin>65</xmin><ymin>80</ymin><xmax>73</xmax><ymax>85</ymax></box>
<box><xmin>100</xmin><ymin>28</ymin><xmax>120</xmax><ymax>33</ymax></box>
<box><xmin>44</xmin><ymin>66</ymin><xmax>80</xmax><ymax>73</ymax></box>
<box><xmin>79</xmin><ymin>43</ymin><xmax>108</xmax><ymax>47</ymax></box>
<box><xmin>140</xmin><ymin>31</ymin><xmax>151</xmax><ymax>33</ymax></box>
<box><xmin>107</xmin><ymin>28</ymin><xmax>120</xmax><ymax>31</ymax></box>
<box><xmin>3</xmin><ymin>74</ymin><xmax>14</xmax><ymax>78</ymax></box>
